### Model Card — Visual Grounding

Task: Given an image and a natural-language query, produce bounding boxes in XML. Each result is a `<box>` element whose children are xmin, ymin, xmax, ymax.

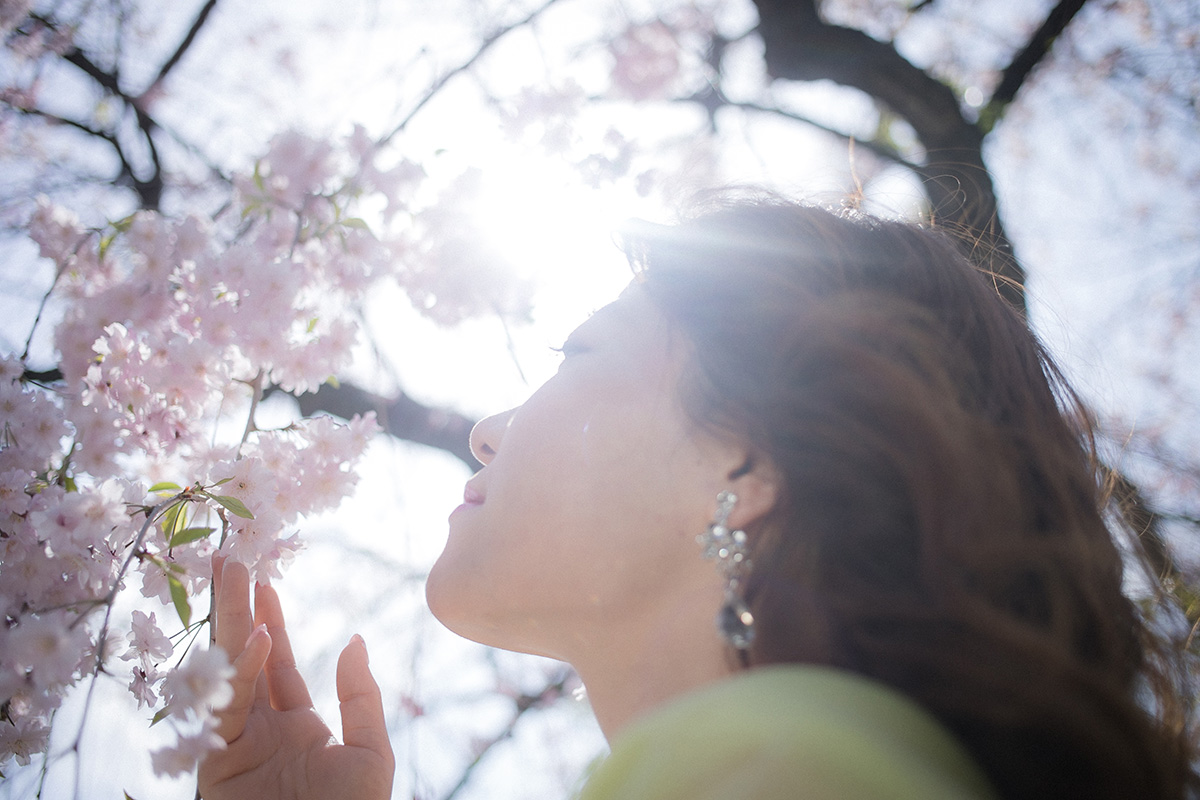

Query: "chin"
<box><xmin>423</xmin><ymin>555</ymin><xmax>465</xmax><ymax>628</ymax></box>
<box><xmin>425</xmin><ymin>567</ymin><xmax>561</xmax><ymax>659</ymax></box>
<box><xmin>426</xmin><ymin>558</ymin><xmax>497</xmax><ymax>642</ymax></box>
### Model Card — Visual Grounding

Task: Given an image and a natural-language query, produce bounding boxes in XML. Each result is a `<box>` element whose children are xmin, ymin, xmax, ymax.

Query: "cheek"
<box><xmin>428</xmin><ymin>364</ymin><xmax>717</xmax><ymax>642</ymax></box>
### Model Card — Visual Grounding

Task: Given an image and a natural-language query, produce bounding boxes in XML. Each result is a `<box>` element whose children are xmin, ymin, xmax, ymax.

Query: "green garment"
<box><xmin>578</xmin><ymin>665</ymin><xmax>998</xmax><ymax>800</ymax></box>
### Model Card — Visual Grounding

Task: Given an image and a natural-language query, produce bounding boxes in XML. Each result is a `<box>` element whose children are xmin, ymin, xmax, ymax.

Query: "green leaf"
<box><xmin>125</xmin><ymin>791</ymin><xmax>140</xmax><ymax>800</ymax></box>
<box><xmin>306</xmin><ymin>317</ymin><xmax>319</xmax><ymax>334</ymax></box>
<box><xmin>211</xmin><ymin>494</ymin><xmax>254</xmax><ymax>519</ymax></box>
<box><xmin>160</xmin><ymin>502</ymin><xmax>187</xmax><ymax>541</ymax></box>
<box><xmin>149</xmin><ymin>707</ymin><xmax>171</xmax><ymax>727</ymax></box>
<box><xmin>212</xmin><ymin>476</ymin><xmax>233</xmax><ymax>486</ymax></box>
<box><xmin>341</xmin><ymin>216</ymin><xmax>370</xmax><ymax>230</ymax></box>
<box><xmin>160</xmin><ymin>502</ymin><xmax>178</xmax><ymax>533</ymax></box>
<box><xmin>170</xmin><ymin>526</ymin><xmax>215</xmax><ymax>548</ymax></box>
<box><xmin>63</xmin><ymin>475</ymin><xmax>77</xmax><ymax>492</ymax></box>
<box><xmin>168</xmin><ymin>574</ymin><xmax>191</xmax><ymax>628</ymax></box>
<box><xmin>148</xmin><ymin>481</ymin><xmax>182</xmax><ymax>493</ymax></box>
<box><xmin>98</xmin><ymin>233</ymin><xmax>115</xmax><ymax>260</ymax></box>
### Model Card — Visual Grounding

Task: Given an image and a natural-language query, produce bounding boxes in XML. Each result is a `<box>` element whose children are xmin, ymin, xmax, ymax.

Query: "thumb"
<box><xmin>337</xmin><ymin>634</ymin><xmax>393</xmax><ymax>763</ymax></box>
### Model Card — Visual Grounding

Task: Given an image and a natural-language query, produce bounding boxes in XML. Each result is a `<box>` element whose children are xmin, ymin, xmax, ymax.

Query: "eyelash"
<box><xmin>550</xmin><ymin>341</ymin><xmax>587</xmax><ymax>359</ymax></box>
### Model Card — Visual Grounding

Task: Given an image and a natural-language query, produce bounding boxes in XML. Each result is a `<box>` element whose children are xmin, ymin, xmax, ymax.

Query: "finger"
<box><xmin>210</xmin><ymin>553</ymin><xmax>227</xmax><ymax>635</ymax></box>
<box><xmin>216</xmin><ymin>560</ymin><xmax>253</xmax><ymax>656</ymax></box>
<box><xmin>214</xmin><ymin>624</ymin><xmax>271</xmax><ymax>743</ymax></box>
<box><xmin>211</xmin><ymin>553</ymin><xmax>226</xmax><ymax>589</ymax></box>
<box><xmin>254</xmin><ymin>582</ymin><xmax>313</xmax><ymax>711</ymax></box>
<box><xmin>215</xmin><ymin>559</ymin><xmax>272</xmax><ymax>701</ymax></box>
<box><xmin>336</xmin><ymin>635</ymin><xmax>393</xmax><ymax>763</ymax></box>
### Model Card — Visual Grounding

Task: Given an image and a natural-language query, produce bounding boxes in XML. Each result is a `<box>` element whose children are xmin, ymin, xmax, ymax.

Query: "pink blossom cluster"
<box><xmin>608</xmin><ymin>21</ymin><xmax>684</xmax><ymax>101</ymax></box>
<box><xmin>1</xmin><ymin>128</ymin><xmax>396</xmax><ymax>776</ymax></box>
<box><xmin>0</xmin><ymin>5</ymin><xmax>74</xmax><ymax>64</ymax></box>
<box><xmin>0</xmin><ymin>356</ymin><xmax>141</xmax><ymax>767</ymax></box>
<box><xmin>500</xmin><ymin>82</ymin><xmax>639</xmax><ymax>192</ymax></box>
<box><xmin>206</xmin><ymin>414</ymin><xmax>380</xmax><ymax>583</ymax></box>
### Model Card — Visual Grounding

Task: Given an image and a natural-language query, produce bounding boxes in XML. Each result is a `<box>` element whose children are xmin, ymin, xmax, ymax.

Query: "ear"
<box><xmin>725</xmin><ymin>455</ymin><xmax>778</xmax><ymax>530</ymax></box>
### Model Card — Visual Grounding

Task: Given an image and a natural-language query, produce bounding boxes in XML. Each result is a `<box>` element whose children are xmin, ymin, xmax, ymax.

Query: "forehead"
<box><xmin>572</xmin><ymin>283</ymin><xmax>662</xmax><ymax>338</ymax></box>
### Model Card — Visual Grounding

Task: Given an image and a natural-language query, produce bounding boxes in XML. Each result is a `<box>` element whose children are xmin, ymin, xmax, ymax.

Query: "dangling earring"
<box><xmin>697</xmin><ymin>490</ymin><xmax>755</xmax><ymax>650</ymax></box>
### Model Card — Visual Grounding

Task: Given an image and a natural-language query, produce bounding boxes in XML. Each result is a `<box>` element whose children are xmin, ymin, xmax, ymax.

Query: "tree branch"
<box><xmin>438</xmin><ymin>669</ymin><xmax>573</xmax><ymax>800</ymax></box>
<box><xmin>147</xmin><ymin>0</ymin><xmax>220</xmax><ymax>91</ymax></box>
<box><xmin>129</xmin><ymin>105</ymin><xmax>163</xmax><ymax>210</ymax></box>
<box><xmin>62</xmin><ymin>48</ymin><xmax>123</xmax><ymax>97</ymax></box>
<box><xmin>377</xmin><ymin>0</ymin><xmax>563</xmax><ymax>149</ymax></box>
<box><xmin>715</xmin><ymin>98</ymin><xmax>924</xmax><ymax>173</ymax></box>
<box><xmin>8</xmin><ymin>105</ymin><xmax>152</xmax><ymax>204</ymax></box>
<box><xmin>294</xmin><ymin>382</ymin><xmax>477</xmax><ymax>467</ymax></box>
<box><xmin>8</xmin><ymin>105</ymin><xmax>114</xmax><ymax>143</ymax></box>
<box><xmin>749</xmin><ymin>0</ymin><xmax>1026</xmax><ymax>313</ymax></box>
<box><xmin>981</xmin><ymin>0</ymin><xmax>1092</xmax><ymax>131</ymax></box>
<box><xmin>19</xmin><ymin>364</ymin><xmax>477</xmax><ymax>466</ymax></box>
<box><xmin>39</xmin><ymin>14</ymin><xmax>165</xmax><ymax>208</ymax></box>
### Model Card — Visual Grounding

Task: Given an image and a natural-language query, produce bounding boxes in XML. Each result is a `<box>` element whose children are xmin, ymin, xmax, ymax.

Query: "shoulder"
<box><xmin>578</xmin><ymin>665</ymin><xmax>997</xmax><ymax>800</ymax></box>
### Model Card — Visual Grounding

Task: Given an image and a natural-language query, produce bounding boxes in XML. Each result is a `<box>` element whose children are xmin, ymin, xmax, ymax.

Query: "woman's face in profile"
<box><xmin>426</xmin><ymin>284</ymin><xmax>734</xmax><ymax>659</ymax></box>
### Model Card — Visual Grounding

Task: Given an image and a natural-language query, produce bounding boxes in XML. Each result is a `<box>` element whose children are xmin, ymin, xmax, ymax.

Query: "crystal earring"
<box><xmin>697</xmin><ymin>490</ymin><xmax>755</xmax><ymax>650</ymax></box>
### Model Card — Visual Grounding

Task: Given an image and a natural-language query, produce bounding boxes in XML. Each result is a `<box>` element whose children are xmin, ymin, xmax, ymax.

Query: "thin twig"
<box><xmin>715</xmin><ymin>99</ymin><xmax>924</xmax><ymax>172</ymax></box>
<box><xmin>21</xmin><ymin>229</ymin><xmax>93</xmax><ymax>362</ymax></box>
<box><xmin>377</xmin><ymin>0</ymin><xmax>564</xmax><ymax>150</ymax></box>
<box><xmin>438</xmin><ymin>669</ymin><xmax>573</xmax><ymax>800</ymax></box>
<box><xmin>496</xmin><ymin>306</ymin><xmax>529</xmax><ymax>386</ymax></box>
<box><xmin>236</xmin><ymin>369</ymin><xmax>265</xmax><ymax>456</ymax></box>
<box><xmin>148</xmin><ymin>0</ymin><xmax>220</xmax><ymax>91</ymax></box>
<box><xmin>61</xmin><ymin>495</ymin><xmax>179</xmax><ymax>797</ymax></box>
<box><xmin>8</xmin><ymin>105</ymin><xmax>114</xmax><ymax>143</ymax></box>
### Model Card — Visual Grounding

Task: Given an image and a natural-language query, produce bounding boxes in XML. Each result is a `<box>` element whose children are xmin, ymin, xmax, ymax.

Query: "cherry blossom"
<box><xmin>609</xmin><ymin>21</ymin><xmax>684</xmax><ymax>101</ymax></box>
<box><xmin>122</xmin><ymin>610</ymin><xmax>174</xmax><ymax>666</ymax></box>
<box><xmin>149</xmin><ymin>725</ymin><xmax>226</xmax><ymax>778</ymax></box>
<box><xmin>0</xmin><ymin>716</ymin><xmax>49</xmax><ymax>768</ymax></box>
<box><xmin>5</xmin><ymin>612</ymin><xmax>91</xmax><ymax>691</ymax></box>
<box><xmin>1</xmin><ymin>127</ymin><xmax>401</xmax><ymax>774</ymax></box>
<box><xmin>128</xmin><ymin>663</ymin><xmax>163</xmax><ymax>709</ymax></box>
<box><xmin>161</xmin><ymin>647</ymin><xmax>235</xmax><ymax>718</ymax></box>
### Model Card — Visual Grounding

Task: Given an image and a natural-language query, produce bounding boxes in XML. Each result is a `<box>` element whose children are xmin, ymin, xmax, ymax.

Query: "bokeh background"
<box><xmin>1</xmin><ymin>0</ymin><xmax>1197</xmax><ymax>797</ymax></box>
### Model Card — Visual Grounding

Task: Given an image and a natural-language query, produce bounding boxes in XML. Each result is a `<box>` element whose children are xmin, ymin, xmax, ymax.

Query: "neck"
<box><xmin>566</xmin><ymin>584</ymin><xmax>736</xmax><ymax>741</ymax></box>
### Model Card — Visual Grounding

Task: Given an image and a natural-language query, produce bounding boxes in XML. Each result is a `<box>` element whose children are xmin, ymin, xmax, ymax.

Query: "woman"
<box><xmin>199</xmin><ymin>198</ymin><xmax>1198</xmax><ymax>799</ymax></box>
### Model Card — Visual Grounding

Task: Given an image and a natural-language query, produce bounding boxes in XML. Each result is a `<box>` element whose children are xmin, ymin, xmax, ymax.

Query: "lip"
<box><xmin>449</xmin><ymin>481</ymin><xmax>486</xmax><ymax>520</ymax></box>
<box><xmin>462</xmin><ymin>483</ymin><xmax>485</xmax><ymax>505</ymax></box>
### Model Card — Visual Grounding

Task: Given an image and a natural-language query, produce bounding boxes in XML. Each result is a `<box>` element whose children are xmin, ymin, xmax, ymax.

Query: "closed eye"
<box><xmin>550</xmin><ymin>338</ymin><xmax>589</xmax><ymax>360</ymax></box>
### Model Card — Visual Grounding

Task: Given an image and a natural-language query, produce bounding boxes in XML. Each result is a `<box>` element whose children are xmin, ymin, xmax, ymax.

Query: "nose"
<box><xmin>469</xmin><ymin>408</ymin><xmax>514</xmax><ymax>466</ymax></box>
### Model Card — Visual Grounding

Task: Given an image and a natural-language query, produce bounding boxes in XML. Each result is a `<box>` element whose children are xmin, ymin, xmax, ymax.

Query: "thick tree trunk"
<box><xmin>750</xmin><ymin>0</ymin><xmax>1026</xmax><ymax>313</ymax></box>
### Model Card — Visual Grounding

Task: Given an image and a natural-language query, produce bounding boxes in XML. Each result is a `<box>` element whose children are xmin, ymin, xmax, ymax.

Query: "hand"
<box><xmin>198</xmin><ymin>557</ymin><xmax>396</xmax><ymax>800</ymax></box>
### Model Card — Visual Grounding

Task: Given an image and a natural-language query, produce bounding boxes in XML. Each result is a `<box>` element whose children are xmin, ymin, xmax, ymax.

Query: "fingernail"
<box><xmin>351</xmin><ymin>633</ymin><xmax>367</xmax><ymax>660</ymax></box>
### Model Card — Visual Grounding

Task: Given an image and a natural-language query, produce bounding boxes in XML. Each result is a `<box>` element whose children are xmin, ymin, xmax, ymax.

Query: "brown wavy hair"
<box><xmin>625</xmin><ymin>198</ymin><xmax>1198</xmax><ymax>799</ymax></box>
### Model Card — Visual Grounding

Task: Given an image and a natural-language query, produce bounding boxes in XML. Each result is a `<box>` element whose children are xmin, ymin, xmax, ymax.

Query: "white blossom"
<box><xmin>149</xmin><ymin>725</ymin><xmax>225</xmax><ymax>778</ymax></box>
<box><xmin>122</xmin><ymin>610</ymin><xmax>174</xmax><ymax>666</ymax></box>
<box><xmin>161</xmin><ymin>648</ymin><xmax>234</xmax><ymax>717</ymax></box>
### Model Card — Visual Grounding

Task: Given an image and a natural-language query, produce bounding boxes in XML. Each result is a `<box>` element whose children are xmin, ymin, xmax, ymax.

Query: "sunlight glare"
<box><xmin>468</xmin><ymin>153</ymin><xmax>627</xmax><ymax>278</ymax></box>
<box><xmin>467</xmin><ymin>150</ymin><xmax>636</xmax><ymax>337</ymax></box>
